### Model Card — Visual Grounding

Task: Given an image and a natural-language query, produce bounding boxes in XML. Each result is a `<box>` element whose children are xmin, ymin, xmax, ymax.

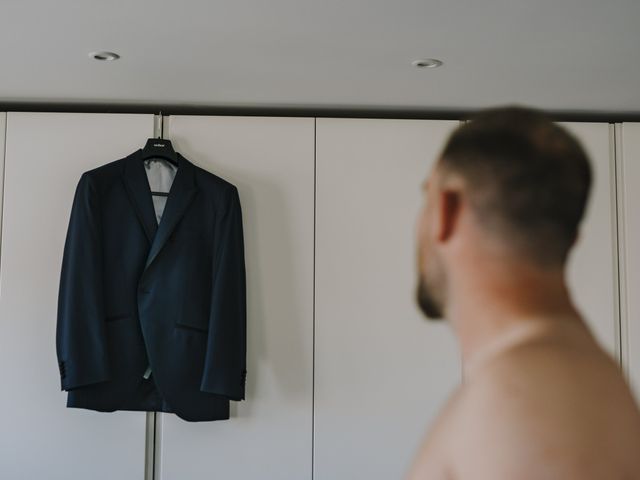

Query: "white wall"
<box><xmin>619</xmin><ymin>123</ymin><xmax>640</xmax><ymax>399</ymax></box>
<box><xmin>0</xmin><ymin>112</ymin><xmax>634</xmax><ymax>479</ymax></box>
<box><xmin>157</xmin><ymin>115</ymin><xmax>315</xmax><ymax>480</ymax></box>
<box><xmin>560</xmin><ymin>123</ymin><xmax>619</xmax><ymax>359</ymax></box>
<box><xmin>0</xmin><ymin>112</ymin><xmax>154</xmax><ymax>479</ymax></box>
<box><xmin>314</xmin><ymin>118</ymin><xmax>462</xmax><ymax>479</ymax></box>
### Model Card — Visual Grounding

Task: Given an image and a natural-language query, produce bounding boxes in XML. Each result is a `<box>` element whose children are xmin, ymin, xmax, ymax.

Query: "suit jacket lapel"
<box><xmin>144</xmin><ymin>151</ymin><xmax>198</xmax><ymax>271</ymax></box>
<box><xmin>123</xmin><ymin>148</ymin><xmax>199</xmax><ymax>273</ymax></box>
<box><xmin>123</xmin><ymin>149</ymin><xmax>159</xmax><ymax>244</ymax></box>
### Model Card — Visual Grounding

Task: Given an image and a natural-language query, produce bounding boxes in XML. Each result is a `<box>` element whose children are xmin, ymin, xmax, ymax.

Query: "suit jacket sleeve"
<box><xmin>200</xmin><ymin>185</ymin><xmax>247</xmax><ymax>400</ymax></box>
<box><xmin>56</xmin><ymin>172</ymin><xmax>111</xmax><ymax>391</ymax></box>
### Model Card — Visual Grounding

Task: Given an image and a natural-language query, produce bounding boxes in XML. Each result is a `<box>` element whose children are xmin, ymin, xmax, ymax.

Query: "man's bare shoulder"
<box><xmin>448</xmin><ymin>323</ymin><xmax>640</xmax><ymax>479</ymax></box>
<box><xmin>404</xmin><ymin>384</ymin><xmax>464</xmax><ymax>480</ymax></box>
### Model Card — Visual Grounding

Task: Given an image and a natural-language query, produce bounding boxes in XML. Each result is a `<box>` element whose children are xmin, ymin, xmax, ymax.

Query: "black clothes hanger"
<box><xmin>140</xmin><ymin>136</ymin><xmax>179</xmax><ymax>168</ymax></box>
<box><xmin>140</xmin><ymin>136</ymin><xmax>179</xmax><ymax>197</ymax></box>
<box><xmin>140</xmin><ymin>110</ymin><xmax>178</xmax><ymax>198</ymax></box>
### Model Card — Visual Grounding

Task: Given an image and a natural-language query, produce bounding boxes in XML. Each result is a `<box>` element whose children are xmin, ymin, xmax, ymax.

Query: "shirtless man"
<box><xmin>405</xmin><ymin>105</ymin><xmax>640</xmax><ymax>479</ymax></box>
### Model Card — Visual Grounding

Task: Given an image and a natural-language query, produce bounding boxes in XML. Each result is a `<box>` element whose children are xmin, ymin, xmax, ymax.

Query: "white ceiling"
<box><xmin>0</xmin><ymin>0</ymin><xmax>638</xmax><ymax>114</ymax></box>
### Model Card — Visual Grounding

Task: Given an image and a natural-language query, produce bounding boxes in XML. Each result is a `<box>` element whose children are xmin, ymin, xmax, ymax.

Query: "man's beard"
<box><xmin>416</xmin><ymin>249</ymin><xmax>445</xmax><ymax>320</ymax></box>
<box><xmin>416</xmin><ymin>273</ymin><xmax>444</xmax><ymax>320</ymax></box>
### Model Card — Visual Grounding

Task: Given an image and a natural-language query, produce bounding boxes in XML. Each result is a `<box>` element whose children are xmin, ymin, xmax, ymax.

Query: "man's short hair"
<box><xmin>437</xmin><ymin>105</ymin><xmax>592</xmax><ymax>266</ymax></box>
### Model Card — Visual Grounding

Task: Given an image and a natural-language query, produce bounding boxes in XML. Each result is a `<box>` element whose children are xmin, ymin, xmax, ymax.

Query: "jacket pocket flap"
<box><xmin>176</xmin><ymin>317</ymin><xmax>209</xmax><ymax>332</ymax></box>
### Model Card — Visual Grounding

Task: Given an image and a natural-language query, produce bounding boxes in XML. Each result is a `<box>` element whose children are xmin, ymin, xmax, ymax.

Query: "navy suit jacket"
<box><xmin>56</xmin><ymin>148</ymin><xmax>247</xmax><ymax>422</ymax></box>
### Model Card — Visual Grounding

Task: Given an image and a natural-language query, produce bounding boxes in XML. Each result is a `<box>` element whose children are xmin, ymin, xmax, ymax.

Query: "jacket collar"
<box><xmin>122</xmin><ymin>148</ymin><xmax>199</xmax><ymax>272</ymax></box>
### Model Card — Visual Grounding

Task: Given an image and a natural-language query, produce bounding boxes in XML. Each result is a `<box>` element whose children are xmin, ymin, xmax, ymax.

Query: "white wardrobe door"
<box><xmin>0</xmin><ymin>112</ymin><xmax>153</xmax><ymax>479</ymax></box>
<box><xmin>0</xmin><ymin>113</ymin><xmax>5</xmax><ymax>241</ymax></box>
<box><xmin>315</xmin><ymin>118</ymin><xmax>462</xmax><ymax>480</ymax></box>
<box><xmin>620</xmin><ymin>123</ymin><xmax>640</xmax><ymax>399</ymax></box>
<box><xmin>559</xmin><ymin>123</ymin><xmax>619</xmax><ymax>359</ymax></box>
<box><xmin>158</xmin><ymin>116</ymin><xmax>314</xmax><ymax>480</ymax></box>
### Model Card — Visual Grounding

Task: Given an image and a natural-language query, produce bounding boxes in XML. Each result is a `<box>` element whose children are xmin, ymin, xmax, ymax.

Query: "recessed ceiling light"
<box><xmin>89</xmin><ymin>51</ymin><xmax>120</xmax><ymax>61</ymax></box>
<box><xmin>412</xmin><ymin>58</ymin><xmax>443</xmax><ymax>68</ymax></box>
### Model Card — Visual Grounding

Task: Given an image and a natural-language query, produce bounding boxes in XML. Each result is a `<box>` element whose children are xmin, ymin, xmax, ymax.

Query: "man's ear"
<box><xmin>436</xmin><ymin>189</ymin><xmax>461</xmax><ymax>243</ymax></box>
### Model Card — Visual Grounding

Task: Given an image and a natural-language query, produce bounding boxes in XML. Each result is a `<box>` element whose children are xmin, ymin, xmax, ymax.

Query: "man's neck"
<box><xmin>444</xmin><ymin>261</ymin><xmax>583</xmax><ymax>377</ymax></box>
